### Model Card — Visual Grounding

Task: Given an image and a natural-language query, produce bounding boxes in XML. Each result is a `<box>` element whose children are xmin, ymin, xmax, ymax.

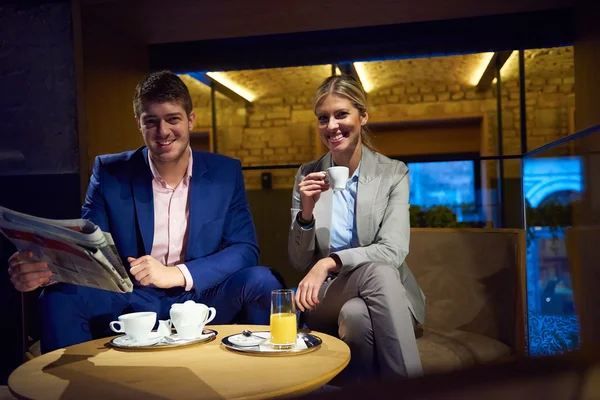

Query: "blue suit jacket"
<box><xmin>81</xmin><ymin>147</ymin><xmax>259</xmax><ymax>292</ymax></box>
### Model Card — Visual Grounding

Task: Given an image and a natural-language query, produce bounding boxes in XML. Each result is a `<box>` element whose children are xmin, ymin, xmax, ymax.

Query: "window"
<box><xmin>392</xmin><ymin>153</ymin><xmax>481</xmax><ymax>223</ymax></box>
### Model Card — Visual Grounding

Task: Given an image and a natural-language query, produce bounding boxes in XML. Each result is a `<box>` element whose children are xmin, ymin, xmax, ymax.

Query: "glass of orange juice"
<box><xmin>270</xmin><ymin>289</ymin><xmax>297</xmax><ymax>349</ymax></box>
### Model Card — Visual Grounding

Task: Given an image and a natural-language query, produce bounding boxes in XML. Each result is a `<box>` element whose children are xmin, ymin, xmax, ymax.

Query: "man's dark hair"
<box><xmin>133</xmin><ymin>70</ymin><xmax>193</xmax><ymax>118</ymax></box>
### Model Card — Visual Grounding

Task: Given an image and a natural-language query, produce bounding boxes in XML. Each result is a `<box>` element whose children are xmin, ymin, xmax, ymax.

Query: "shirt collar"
<box><xmin>148</xmin><ymin>147</ymin><xmax>193</xmax><ymax>187</ymax></box>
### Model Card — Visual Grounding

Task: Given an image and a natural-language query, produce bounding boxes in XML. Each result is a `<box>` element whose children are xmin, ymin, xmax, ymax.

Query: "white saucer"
<box><xmin>112</xmin><ymin>332</ymin><xmax>164</xmax><ymax>347</ymax></box>
<box><xmin>109</xmin><ymin>328</ymin><xmax>218</xmax><ymax>350</ymax></box>
<box><xmin>227</xmin><ymin>333</ymin><xmax>269</xmax><ymax>347</ymax></box>
<box><xmin>221</xmin><ymin>331</ymin><xmax>321</xmax><ymax>356</ymax></box>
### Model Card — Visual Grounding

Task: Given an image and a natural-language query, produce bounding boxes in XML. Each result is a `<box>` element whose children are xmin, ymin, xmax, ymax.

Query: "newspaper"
<box><xmin>0</xmin><ymin>205</ymin><xmax>133</xmax><ymax>293</ymax></box>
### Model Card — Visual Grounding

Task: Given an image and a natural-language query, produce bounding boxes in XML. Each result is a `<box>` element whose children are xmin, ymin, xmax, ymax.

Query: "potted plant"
<box><xmin>525</xmin><ymin>199</ymin><xmax>577</xmax><ymax>249</ymax></box>
<box><xmin>410</xmin><ymin>204</ymin><xmax>485</xmax><ymax>228</ymax></box>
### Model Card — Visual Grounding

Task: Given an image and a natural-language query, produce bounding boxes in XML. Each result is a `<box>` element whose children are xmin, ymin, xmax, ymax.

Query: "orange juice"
<box><xmin>270</xmin><ymin>312</ymin><xmax>297</xmax><ymax>345</ymax></box>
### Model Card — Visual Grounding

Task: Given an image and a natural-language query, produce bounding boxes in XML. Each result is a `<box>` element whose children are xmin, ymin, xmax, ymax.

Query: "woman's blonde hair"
<box><xmin>312</xmin><ymin>74</ymin><xmax>374</xmax><ymax>151</ymax></box>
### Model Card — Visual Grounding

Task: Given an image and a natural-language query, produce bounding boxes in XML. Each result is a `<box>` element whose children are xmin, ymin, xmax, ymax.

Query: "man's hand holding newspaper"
<box><xmin>8</xmin><ymin>250</ymin><xmax>54</xmax><ymax>292</ymax></box>
<box><xmin>1</xmin><ymin>206</ymin><xmax>133</xmax><ymax>293</ymax></box>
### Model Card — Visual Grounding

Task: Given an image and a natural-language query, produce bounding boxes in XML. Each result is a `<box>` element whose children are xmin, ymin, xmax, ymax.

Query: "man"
<box><xmin>7</xmin><ymin>70</ymin><xmax>283</xmax><ymax>353</ymax></box>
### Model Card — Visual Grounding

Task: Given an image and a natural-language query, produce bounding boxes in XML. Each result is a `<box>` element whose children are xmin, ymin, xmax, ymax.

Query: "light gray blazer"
<box><xmin>288</xmin><ymin>146</ymin><xmax>426</xmax><ymax>323</ymax></box>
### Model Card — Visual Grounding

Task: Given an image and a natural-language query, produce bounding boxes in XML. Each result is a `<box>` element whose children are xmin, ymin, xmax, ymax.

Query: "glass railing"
<box><xmin>522</xmin><ymin>124</ymin><xmax>600</xmax><ymax>357</ymax></box>
<box><xmin>237</xmin><ymin>154</ymin><xmax>524</xmax><ymax>228</ymax></box>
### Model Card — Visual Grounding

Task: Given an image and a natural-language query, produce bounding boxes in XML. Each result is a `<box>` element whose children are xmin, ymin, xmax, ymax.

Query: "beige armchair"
<box><xmin>408</xmin><ymin>228</ymin><xmax>527</xmax><ymax>375</ymax></box>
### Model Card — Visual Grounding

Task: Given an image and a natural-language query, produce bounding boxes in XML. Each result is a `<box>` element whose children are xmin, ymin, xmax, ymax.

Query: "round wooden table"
<box><xmin>8</xmin><ymin>324</ymin><xmax>350</xmax><ymax>400</ymax></box>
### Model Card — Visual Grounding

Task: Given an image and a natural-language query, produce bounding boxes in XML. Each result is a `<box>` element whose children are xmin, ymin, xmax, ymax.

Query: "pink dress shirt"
<box><xmin>147</xmin><ymin>149</ymin><xmax>194</xmax><ymax>291</ymax></box>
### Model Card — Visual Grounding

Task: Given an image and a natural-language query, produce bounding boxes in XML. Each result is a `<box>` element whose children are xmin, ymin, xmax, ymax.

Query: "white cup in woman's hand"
<box><xmin>326</xmin><ymin>166</ymin><xmax>349</xmax><ymax>192</ymax></box>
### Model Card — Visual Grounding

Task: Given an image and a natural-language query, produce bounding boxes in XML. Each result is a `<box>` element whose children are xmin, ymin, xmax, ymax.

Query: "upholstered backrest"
<box><xmin>407</xmin><ymin>228</ymin><xmax>526</xmax><ymax>352</ymax></box>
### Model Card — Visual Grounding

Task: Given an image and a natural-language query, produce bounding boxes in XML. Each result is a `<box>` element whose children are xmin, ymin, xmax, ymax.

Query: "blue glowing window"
<box><xmin>407</xmin><ymin>160</ymin><xmax>476</xmax><ymax>214</ymax></box>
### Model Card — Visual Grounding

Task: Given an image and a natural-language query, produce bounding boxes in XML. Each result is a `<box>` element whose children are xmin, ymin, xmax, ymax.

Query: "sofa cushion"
<box><xmin>418</xmin><ymin>328</ymin><xmax>512</xmax><ymax>374</ymax></box>
<box><xmin>408</xmin><ymin>229</ymin><xmax>523</xmax><ymax>350</ymax></box>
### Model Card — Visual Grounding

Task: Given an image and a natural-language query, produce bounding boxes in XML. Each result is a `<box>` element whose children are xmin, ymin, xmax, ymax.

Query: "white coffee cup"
<box><xmin>109</xmin><ymin>311</ymin><xmax>156</xmax><ymax>341</ymax></box>
<box><xmin>326</xmin><ymin>166</ymin><xmax>350</xmax><ymax>192</ymax></box>
<box><xmin>170</xmin><ymin>300</ymin><xmax>216</xmax><ymax>340</ymax></box>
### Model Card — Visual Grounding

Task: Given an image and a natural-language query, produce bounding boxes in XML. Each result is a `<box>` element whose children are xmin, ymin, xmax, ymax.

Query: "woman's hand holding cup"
<box><xmin>298</xmin><ymin>172</ymin><xmax>329</xmax><ymax>220</ymax></box>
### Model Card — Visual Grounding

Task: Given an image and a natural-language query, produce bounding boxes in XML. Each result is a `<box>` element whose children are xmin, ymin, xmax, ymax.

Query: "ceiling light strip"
<box><xmin>353</xmin><ymin>62</ymin><xmax>373</xmax><ymax>92</ymax></box>
<box><xmin>205</xmin><ymin>72</ymin><xmax>256</xmax><ymax>102</ymax></box>
<box><xmin>471</xmin><ymin>52</ymin><xmax>495</xmax><ymax>86</ymax></box>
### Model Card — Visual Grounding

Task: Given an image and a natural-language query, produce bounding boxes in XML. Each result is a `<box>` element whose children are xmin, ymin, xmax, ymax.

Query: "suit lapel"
<box><xmin>132</xmin><ymin>147</ymin><xmax>155</xmax><ymax>255</ymax></box>
<box><xmin>356</xmin><ymin>146</ymin><xmax>381</xmax><ymax>245</ymax></box>
<box><xmin>186</xmin><ymin>151</ymin><xmax>209</xmax><ymax>259</ymax></box>
<box><xmin>313</xmin><ymin>153</ymin><xmax>332</xmax><ymax>256</ymax></box>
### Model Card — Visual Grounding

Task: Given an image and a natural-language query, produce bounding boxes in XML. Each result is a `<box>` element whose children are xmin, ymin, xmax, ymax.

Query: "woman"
<box><xmin>288</xmin><ymin>75</ymin><xmax>425</xmax><ymax>380</ymax></box>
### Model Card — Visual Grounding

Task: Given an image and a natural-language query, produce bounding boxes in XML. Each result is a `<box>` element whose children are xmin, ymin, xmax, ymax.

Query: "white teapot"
<box><xmin>170</xmin><ymin>300</ymin><xmax>216</xmax><ymax>339</ymax></box>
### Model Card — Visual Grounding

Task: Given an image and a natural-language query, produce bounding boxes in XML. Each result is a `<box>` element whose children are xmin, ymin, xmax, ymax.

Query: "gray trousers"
<box><xmin>305</xmin><ymin>262</ymin><xmax>423</xmax><ymax>380</ymax></box>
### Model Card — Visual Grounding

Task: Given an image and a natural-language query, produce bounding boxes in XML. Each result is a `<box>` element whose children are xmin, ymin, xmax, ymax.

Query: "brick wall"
<box><xmin>501</xmin><ymin>75</ymin><xmax>575</xmax><ymax>154</ymax></box>
<box><xmin>196</xmin><ymin>80</ymin><xmax>573</xmax><ymax>187</ymax></box>
<box><xmin>190</xmin><ymin>96</ymin><xmax>317</xmax><ymax>189</ymax></box>
<box><xmin>368</xmin><ymin>77</ymin><xmax>575</xmax><ymax>176</ymax></box>
<box><xmin>184</xmin><ymin>48</ymin><xmax>574</xmax><ymax>188</ymax></box>
<box><xmin>367</xmin><ymin>60</ymin><xmax>574</xmax><ymax>157</ymax></box>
